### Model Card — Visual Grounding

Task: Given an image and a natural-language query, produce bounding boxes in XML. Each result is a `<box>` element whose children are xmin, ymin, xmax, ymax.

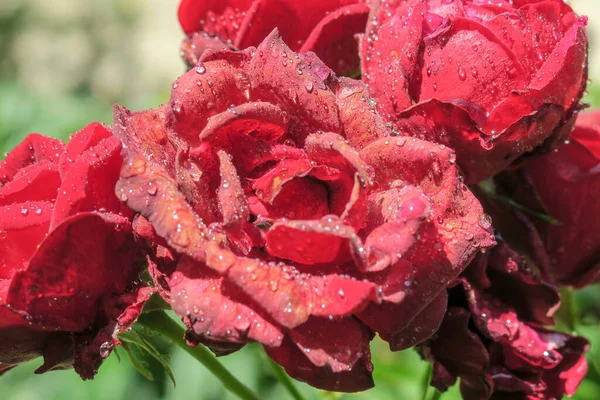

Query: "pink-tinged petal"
<box><xmin>0</xmin><ymin>201</ymin><xmax>53</xmax><ymax>280</ymax></box>
<box><xmin>334</xmin><ymin>78</ymin><xmax>388</xmax><ymax>150</ymax></box>
<box><xmin>266</xmin><ymin>318</ymin><xmax>374</xmax><ymax>392</ymax></box>
<box><xmin>51</xmin><ymin>134</ymin><xmax>126</xmax><ymax>230</ymax></box>
<box><xmin>7</xmin><ymin>212</ymin><xmax>141</xmax><ymax>332</ymax></box>
<box><xmin>548</xmin><ymin>339</ymin><xmax>589</xmax><ymax>397</ymax></box>
<box><xmin>359</xmin><ymin>137</ymin><xmax>494</xmax><ymax>342</ymax></box>
<box><xmin>224</xmin><ymin>256</ymin><xmax>377</xmax><ymax>328</ymax></box>
<box><xmin>248</xmin><ymin>30</ymin><xmax>341</xmax><ymax>140</ymax></box>
<box><xmin>417</xmin><ymin>17</ymin><xmax>528</xmax><ymax>119</ymax></box>
<box><xmin>385</xmin><ymin>289</ymin><xmax>448</xmax><ymax>351</ymax></box>
<box><xmin>180</xmin><ymin>32</ymin><xmax>237</xmax><ymax>68</ymax></box>
<box><xmin>362</xmin><ymin>185</ymin><xmax>431</xmax><ymax>272</ymax></box>
<box><xmin>300</xmin><ymin>4</ymin><xmax>369</xmax><ymax>76</ymax></box>
<box><xmin>169</xmin><ymin>256</ymin><xmax>283</xmax><ymax>347</ymax></box>
<box><xmin>116</xmin><ymin>154</ymin><xmax>209</xmax><ymax>262</ymax></box>
<box><xmin>0</xmin><ymin>134</ymin><xmax>64</xmax><ymax>185</ymax></box>
<box><xmin>217</xmin><ymin>151</ymin><xmax>249</xmax><ymax>232</ymax></box>
<box><xmin>112</xmin><ymin>105</ymin><xmax>176</xmax><ymax>171</ymax></box>
<box><xmin>169</xmin><ymin>50</ymin><xmax>254</xmax><ymax>142</ymax></box>
<box><xmin>265</xmin><ymin>218</ymin><xmax>363</xmax><ymax>266</ymax></box>
<box><xmin>0</xmin><ymin>163</ymin><xmax>60</xmax><ymax>207</ymax></box>
<box><xmin>361</xmin><ymin>0</ymin><xmax>424</xmax><ymax>114</ymax></box>
<box><xmin>199</xmin><ymin>102</ymin><xmax>289</xmax><ymax>144</ymax></box>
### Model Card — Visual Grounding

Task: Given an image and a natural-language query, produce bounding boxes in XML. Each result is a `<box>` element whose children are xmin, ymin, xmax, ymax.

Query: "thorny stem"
<box><xmin>137</xmin><ymin>311</ymin><xmax>262</xmax><ymax>400</ymax></box>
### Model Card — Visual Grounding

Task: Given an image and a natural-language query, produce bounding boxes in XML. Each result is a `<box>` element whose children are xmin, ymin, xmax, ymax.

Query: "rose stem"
<box><xmin>137</xmin><ymin>311</ymin><xmax>263</xmax><ymax>400</ymax></box>
<box><xmin>265</xmin><ymin>355</ymin><xmax>306</xmax><ymax>400</ymax></box>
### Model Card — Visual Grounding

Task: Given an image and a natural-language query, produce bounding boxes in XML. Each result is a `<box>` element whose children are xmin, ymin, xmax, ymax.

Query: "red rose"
<box><xmin>361</xmin><ymin>0</ymin><xmax>588</xmax><ymax>183</ymax></box>
<box><xmin>178</xmin><ymin>0</ymin><xmax>370</xmax><ymax>76</ymax></box>
<box><xmin>421</xmin><ymin>241</ymin><xmax>589</xmax><ymax>399</ymax></box>
<box><xmin>114</xmin><ymin>30</ymin><xmax>494</xmax><ymax>392</ymax></box>
<box><xmin>489</xmin><ymin>109</ymin><xmax>600</xmax><ymax>288</ymax></box>
<box><xmin>0</xmin><ymin>123</ymin><xmax>150</xmax><ymax>378</ymax></box>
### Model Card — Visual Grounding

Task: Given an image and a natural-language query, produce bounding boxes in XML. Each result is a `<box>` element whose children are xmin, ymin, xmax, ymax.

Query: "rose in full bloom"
<box><xmin>421</xmin><ymin>241</ymin><xmax>589</xmax><ymax>399</ymax></box>
<box><xmin>114</xmin><ymin>30</ymin><xmax>494</xmax><ymax>391</ymax></box>
<box><xmin>178</xmin><ymin>0</ymin><xmax>370</xmax><ymax>76</ymax></box>
<box><xmin>488</xmin><ymin>109</ymin><xmax>600</xmax><ymax>288</ymax></box>
<box><xmin>0</xmin><ymin>123</ymin><xmax>151</xmax><ymax>378</ymax></box>
<box><xmin>361</xmin><ymin>0</ymin><xmax>588</xmax><ymax>183</ymax></box>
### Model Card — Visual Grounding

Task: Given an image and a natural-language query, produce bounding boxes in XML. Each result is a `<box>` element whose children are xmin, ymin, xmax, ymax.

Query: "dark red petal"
<box><xmin>223</xmin><ymin>255</ymin><xmax>377</xmax><ymax>328</ymax></box>
<box><xmin>73</xmin><ymin>285</ymin><xmax>156</xmax><ymax>379</ymax></box>
<box><xmin>7</xmin><ymin>212</ymin><xmax>140</xmax><ymax>332</ymax></box>
<box><xmin>361</xmin><ymin>0</ymin><xmax>424</xmax><ymax>114</ymax></box>
<box><xmin>423</xmin><ymin>307</ymin><xmax>492</xmax><ymax>398</ymax></box>
<box><xmin>0</xmin><ymin>134</ymin><xmax>64</xmax><ymax>186</ymax></box>
<box><xmin>0</xmin><ymin>324</ymin><xmax>56</xmax><ymax>370</ymax></box>
<box><xmin>386</xmin><ymin>289</ymin><xmax>448</xmax><ymax>351</ymax></box>
<box><xmin>0</xmin><ymin>201</ymin><xmax>53</xmax><ymax>280</ymax></box>
<box><xmin>170</xmin><ymin>256</ymin><xmax>283</xmax><ymax>347</ymax></box>
<box><xmin>300</xmin><ymin>4</ymin><xmax>369</xmax><ymax>76</ymax></box>
<box><xmin>266</xmin><ymin>318</ymin><xmax>374</xmax><ymax>392</ymax></box>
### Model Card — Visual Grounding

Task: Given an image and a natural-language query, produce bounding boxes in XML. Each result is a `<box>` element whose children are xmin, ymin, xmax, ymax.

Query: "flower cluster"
<box><xmin>0</xmin><ymin>0</ymin><xmax>597</xmax><ymax>399</ymax></box>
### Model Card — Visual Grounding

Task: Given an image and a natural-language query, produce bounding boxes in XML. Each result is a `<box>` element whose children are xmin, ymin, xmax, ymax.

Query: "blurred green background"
<box><xmin>0</xmin><ymin>1</ymin><xmax>599</xmax><ymax>399</ymax></box>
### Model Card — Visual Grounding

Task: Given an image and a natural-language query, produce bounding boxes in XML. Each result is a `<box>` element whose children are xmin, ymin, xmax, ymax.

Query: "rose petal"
<box><xmin>300</xmin><ymin>4</ymin><xmax>369</xmax><ymax>76</ymax></box>
<box><xmin>170</xmin><ymin>256</ymin><xmax>283</xmax><ymax>347</ymax></box>
<box><xmin>266</xmin><ymin>317</ymin><xmax>374</xmax><ymax>392</ymax></box>
<box><xmin>0</xmin><ymin>134</ymin><xmax>64</xmax><ymax>185</ymax></box>
<box><xmin>223</xmin><ymin>255</ymin><xmax>377</xmax><ymax>328</ymax></box>
<box><xmin>7</xmin><ymin>212</ymin><xmax>141</xmax><ymax>332</ymax></box>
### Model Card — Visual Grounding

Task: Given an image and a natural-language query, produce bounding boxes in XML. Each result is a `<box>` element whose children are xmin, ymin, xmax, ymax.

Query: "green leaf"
<box><xmin>119</xmin><ymin>328</ymin><xmax>176</xmax><ymax>387</ymax></box>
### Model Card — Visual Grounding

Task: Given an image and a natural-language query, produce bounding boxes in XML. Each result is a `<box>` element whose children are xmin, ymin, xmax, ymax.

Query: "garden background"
<box><xmin>1</xmin><ymin>1</ymin><xmax>599</xmax><ymax>399</ymax></box>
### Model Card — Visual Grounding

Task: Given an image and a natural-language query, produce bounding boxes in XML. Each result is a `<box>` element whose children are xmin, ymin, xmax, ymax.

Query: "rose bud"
<box><xmin>361</xmin><ymin>0</ymin><xmax>588</xmax><ymax>183</ymax></box>
<box><xmin>114</xmin><ymin>30</ymin><xmax>494</xmax><ymax>392</ymax></box>
<box><xmin>488</xmin><ymin>109</ymin><xmax>600</xmax><ymax>288</ymax></box>
<box><xmin>0</xmin><ymin>123</ymin><xmax>152</xmax><ymax>378</ymax></box>
<box><xmin>420</xmin><ymin>241</ymin><xmax>589</xmax><ymax>400</ymax></box>
<box><xmin>178</xmin><ymin>0</ymin><xmax>370</xmax><ymax>76</ymax></box>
